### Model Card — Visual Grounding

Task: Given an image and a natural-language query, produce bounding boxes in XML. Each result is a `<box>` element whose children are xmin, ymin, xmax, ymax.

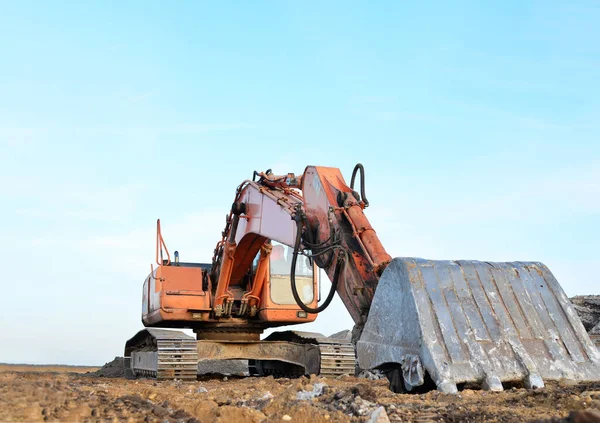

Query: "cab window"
<box><xmin>269</xmin><ymin>241</ymin><xmax>314</xmax><ymax>305</ymax></box>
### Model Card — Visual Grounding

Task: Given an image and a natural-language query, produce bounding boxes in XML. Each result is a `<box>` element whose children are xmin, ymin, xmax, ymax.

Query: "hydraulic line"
<box><xmin>290</xmin><ymin>218</ymin><xmax>343</xmax><ymax>314</ymax></box>
<box><xmin>350</xmin><ymin>163</ymin><xmax>369</xmax><ymax>207</ymax></box>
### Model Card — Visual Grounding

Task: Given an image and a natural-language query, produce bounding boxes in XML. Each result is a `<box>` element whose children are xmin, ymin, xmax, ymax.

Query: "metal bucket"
<box><xmin>357</xmin><ymin>258</ymin><xmax>600</xmax><ymax>393</ymax></box>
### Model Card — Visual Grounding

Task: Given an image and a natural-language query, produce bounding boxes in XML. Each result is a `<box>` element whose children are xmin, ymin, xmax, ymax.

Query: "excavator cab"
<box><xmin>252</xmin><ymin>241</ymin><xmax>319</xmax><ymax>324</ymax></box>
<box><xmin>268</xmin><ymin>242</ymin><xmax>315</xmax><ymax>308</ymax></box>
<box><xmin>140</xmin><ymin>226</ymin><xmax>319</xmax><ymax>329</ymax></box>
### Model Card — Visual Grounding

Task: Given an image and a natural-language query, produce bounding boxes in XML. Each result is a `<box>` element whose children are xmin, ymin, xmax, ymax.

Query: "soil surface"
<box><xmin>1</xmin><ymin>364</ymin><xmax>600</xmax><ymax>422</ymax></box>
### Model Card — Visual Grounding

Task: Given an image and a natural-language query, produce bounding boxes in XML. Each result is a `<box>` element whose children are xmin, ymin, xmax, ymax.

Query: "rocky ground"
<box><xmin>572</xmin><ymin>296</ymin><xmax>600</xmax><ymax>348</ymax></box>
<box><xmin>1</xmin><ymin>364</ymin><xmax>600</xmax><ymax>423</ymax></box>
<box><xmin>571</xmin><ymin>296</ymin><xmax>600</xmax><ymax>330</ymax></box>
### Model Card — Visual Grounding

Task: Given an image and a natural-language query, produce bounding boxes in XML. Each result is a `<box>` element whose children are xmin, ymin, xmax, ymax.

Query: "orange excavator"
<box><xmin>125</xmin><ymin>165</ymin><xmax>600</xmax><ymax>393</ymax></box>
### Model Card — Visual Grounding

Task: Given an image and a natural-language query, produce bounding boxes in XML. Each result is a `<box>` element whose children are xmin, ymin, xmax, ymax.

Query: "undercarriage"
<box><xmin>124</xmin><ymin>328</ymin><xmax>356</xmax><ymax>381</ymax></box>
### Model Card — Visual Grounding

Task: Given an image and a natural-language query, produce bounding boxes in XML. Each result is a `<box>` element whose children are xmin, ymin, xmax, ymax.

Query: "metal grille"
<box><xmin>318</xmin><ymin>341</ymin><xmax>356</xmax><ymax>377</ymax></box>
<box><xmin>156</xmin><ymin>339</ymin><xmax>198</xmax><ymax>381</ymax></box>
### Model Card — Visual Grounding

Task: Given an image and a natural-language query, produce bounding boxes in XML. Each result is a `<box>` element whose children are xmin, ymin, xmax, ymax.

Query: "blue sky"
<box><xmin>1</xmin><ymin>1</ymin><xmax>599</xmax><ymax>365</ymax></box>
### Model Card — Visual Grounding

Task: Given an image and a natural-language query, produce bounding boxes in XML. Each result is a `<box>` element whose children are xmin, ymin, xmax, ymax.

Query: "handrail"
<box><xmin>156</xmin><ymin>219</ymin><xmax>171</xmax><ymax>266</ymax></box>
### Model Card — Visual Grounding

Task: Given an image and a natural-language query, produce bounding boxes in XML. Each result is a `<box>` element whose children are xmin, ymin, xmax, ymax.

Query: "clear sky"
<box><xmin>1</xmin><ymin>1</ymin><xmax>599</xmax><ymax>365</ymax></box>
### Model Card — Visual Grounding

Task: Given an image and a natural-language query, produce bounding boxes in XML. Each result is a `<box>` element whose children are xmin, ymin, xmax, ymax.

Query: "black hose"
<box><xmin>290</xmin><ymin>219</ymin><xmax>342</xmax><ymax>314</ymax></box>
<box><xmin>350</xmin><ymin>163</ymin><xmax>369</xmax><ymax>207</ymax></box>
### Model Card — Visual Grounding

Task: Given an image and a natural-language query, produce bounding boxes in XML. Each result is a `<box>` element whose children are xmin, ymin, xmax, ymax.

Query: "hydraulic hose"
<box><xmin>350</xmin><ymin>163</ymin><xmax>369</xmax><ymax>207</ymax></box>
<box><xmin>290</xmin><ymin>219</ymin><xmax>342</xmax><ymax>314</ymax></box>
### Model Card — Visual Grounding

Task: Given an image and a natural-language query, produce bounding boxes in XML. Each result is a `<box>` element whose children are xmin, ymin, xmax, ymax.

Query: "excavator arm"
<box><xmin>262</xmin><ymin>165</ymin><xmax>391</xmax><ymax>323</ymax></box>
<box><xmin>209</xmin><ymin>165</ymin><xmax>392</xmax><ymax>326</ymax></box>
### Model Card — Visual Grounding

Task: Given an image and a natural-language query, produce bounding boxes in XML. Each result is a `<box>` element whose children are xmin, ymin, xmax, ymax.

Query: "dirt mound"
<box><xmin>88</xmin><ymin>357</ymin><xmax>125</xmax><ymax>378</ymax></box>
<box><xmin>571</xmin><ymin>296</ymin><xmax>600</xmax><ymax>331</ymax></box>
<box><xmin>329</xmin><ymin>329</ymin><xmax>352</xmax><ymax>341</ymax></box>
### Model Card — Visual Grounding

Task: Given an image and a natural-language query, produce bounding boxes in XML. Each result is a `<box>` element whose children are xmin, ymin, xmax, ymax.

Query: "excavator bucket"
<box><xmin>357</xmin><ymin>258</ymin><xmax>600</xmax><ymax>394</ymax></box>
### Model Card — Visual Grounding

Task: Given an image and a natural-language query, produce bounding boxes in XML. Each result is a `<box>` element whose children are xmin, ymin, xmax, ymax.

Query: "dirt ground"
<box><xmin>0</xmin><ymin>364</ymin><xmax>99</xmax><ymax>374</ymax></box>
<box><xmin>1</xmin><ymin>364</ymin><xmax>600</xmax><ymax>423</ymax></box>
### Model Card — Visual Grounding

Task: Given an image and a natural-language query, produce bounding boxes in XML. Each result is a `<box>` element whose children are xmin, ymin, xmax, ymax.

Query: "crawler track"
<box><xmin>126</xmin><ymin>329</ymin><xmax>198</xmax><ymax>381</ymax></box>
<box><xmin>316</xmin><ymin>338</ymin><xmax>356</xmax><ymax>377</ymax></box>
<box><xmin>126</xmin><ymin>329</ymin><xmax>356</xmax><ymax>381</ymax></box>
<box><xmin>260</xmin><ymin>331</ymin><xmax>356</xmax><ymax>377</ymax></box>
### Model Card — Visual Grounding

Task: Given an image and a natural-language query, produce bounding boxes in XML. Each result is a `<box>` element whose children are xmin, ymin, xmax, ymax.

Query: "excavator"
<box><xmin>125</xmin><ymin>164</ymin><xmax>600</xmax><ymax>393</ymax></box>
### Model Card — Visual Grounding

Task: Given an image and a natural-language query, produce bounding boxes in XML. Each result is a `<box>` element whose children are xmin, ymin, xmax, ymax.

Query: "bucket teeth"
<box><xmin>524</xmin><ymin>374</ymin><xmax>544</xmax><ymax>390</ymax></box>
